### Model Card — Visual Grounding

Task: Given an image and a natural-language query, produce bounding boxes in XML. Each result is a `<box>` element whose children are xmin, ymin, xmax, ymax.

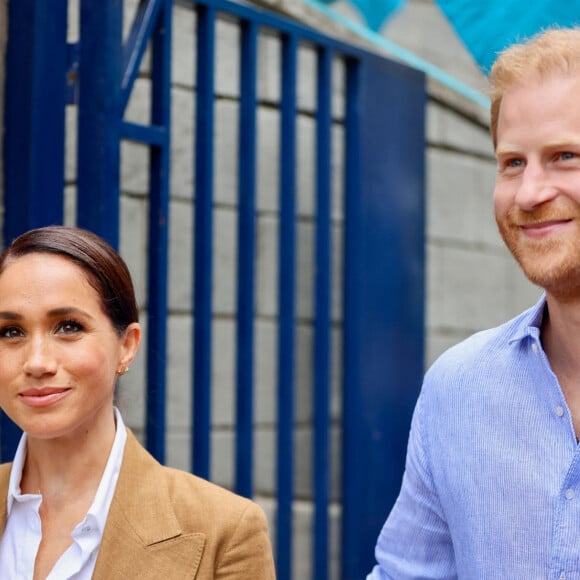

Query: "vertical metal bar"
<box><xmin>341</xmin><ymin>56</ymin><xmax>363</xmax><ymax>580</ymax></box>
<box><xmin>313</xmin><ymin>45</ymin><xmax>332</xmax><ymax>580</ymax></box>
<box><xmin>145</xmin><ymin>0</ymin><xmax>172</xmax><ymax>463</ymax></box>
<box><xmin>341</xmin><ymin>54</ymin><xmax>427</xmax><ymax>578</ymax></box>
<box><xmin>276</xmin><ymin>32</ymin><xmax>298</xmax><ymax>580</ymax></box>
<box><xmin>235</xmin><ymin>19</ymin><xmax>258</xmax><ymax>499</ymax></box>
<box><xmin>77</xmin><ymin>0</ymin><xmax>123</xmax><ymax>248</ymax></box>
<box><xmin>192</xmin><ymin>3</ymin><xmax>216</xmax><ymax>479</ymax></box>
<box><xmin>1</xmin><ymin>0</ymin><xmax>68</xmax><ymax>461</ymax></box>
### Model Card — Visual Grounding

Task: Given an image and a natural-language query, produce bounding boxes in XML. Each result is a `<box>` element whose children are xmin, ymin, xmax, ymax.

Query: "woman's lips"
<box><xmin>19</xmin><ymin>387</ymin><xmax>71</xmax><ymax>408</ymax></box>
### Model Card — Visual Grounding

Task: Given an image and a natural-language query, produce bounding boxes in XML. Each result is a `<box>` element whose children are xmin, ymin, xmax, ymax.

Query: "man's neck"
<box><xmin>542</xmin><ymin>293</ymin><xmax>580</xmax><ymax>379</ymax></box>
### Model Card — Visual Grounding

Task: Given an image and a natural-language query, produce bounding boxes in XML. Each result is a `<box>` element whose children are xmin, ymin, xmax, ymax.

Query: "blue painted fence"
<box><xmin>1</xmin><ymin>0</ymin><xmax>426</xmax><ymax>577</ymax></box>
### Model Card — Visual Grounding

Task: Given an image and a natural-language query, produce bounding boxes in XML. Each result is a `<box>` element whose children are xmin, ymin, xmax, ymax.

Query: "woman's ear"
<box><xmin>119</xmin><ymin>322</ymin><xmax>141</xmax><ymax>370</ymax></box>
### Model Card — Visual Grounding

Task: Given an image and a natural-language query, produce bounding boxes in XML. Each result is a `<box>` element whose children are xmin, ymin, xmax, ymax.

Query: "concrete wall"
<box><xmin>252</xmin><ymin>0</ymin><xmax>541</xmax><ymax>369</ymax></box>
<box><xmin>73</xmin><ymin>2</ymin><xmax>540</xmax><ymax>579</ymax></box>
<box><xmin>1</xmin><ymin>1</ymin><xmax>542</xmax><ymax>578</ymax></box>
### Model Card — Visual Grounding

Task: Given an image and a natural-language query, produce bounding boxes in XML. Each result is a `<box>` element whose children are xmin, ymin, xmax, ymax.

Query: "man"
<box><xmin>368</xmin><ymin>28</ymin><xmax>580</xmax><ymax>578</ymax></box>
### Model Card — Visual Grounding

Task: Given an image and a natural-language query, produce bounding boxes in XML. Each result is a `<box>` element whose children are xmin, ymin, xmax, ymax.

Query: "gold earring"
<box><xmin>117</xmin><ymin>366</ymin><xmax>130</xmax><ymax>376</ymax></box>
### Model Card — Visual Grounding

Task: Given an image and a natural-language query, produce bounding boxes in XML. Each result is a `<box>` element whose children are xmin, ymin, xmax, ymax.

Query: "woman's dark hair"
<box><xmin>0</xmin><ymin>226</ymin><xmax>138</xmax><ymax>334</ymax></box>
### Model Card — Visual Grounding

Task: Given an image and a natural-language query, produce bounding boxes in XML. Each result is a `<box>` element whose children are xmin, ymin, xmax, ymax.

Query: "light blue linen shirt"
<box><xmin>368</xmin><ymin>295</ymin><xmax>580</xmax><ymax>580</ymax></box>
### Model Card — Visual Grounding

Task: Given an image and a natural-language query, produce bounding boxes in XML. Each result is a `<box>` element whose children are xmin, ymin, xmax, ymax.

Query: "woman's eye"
<box><xmin>56</xmin><ymin>320</ymin><xmax>84</xmax><ymax>335</ymax></box>
<box><xmin>0</xmin><ymin>326</ymin><xmax>24</xmax><ymax>339</ymax></box>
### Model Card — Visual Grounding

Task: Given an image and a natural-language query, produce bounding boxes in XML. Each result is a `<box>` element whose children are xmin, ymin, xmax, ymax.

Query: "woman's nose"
<box><xmin>23</xmin><ymin>336</ymin><xmax>58</xmax><ymax>377</ymax></box>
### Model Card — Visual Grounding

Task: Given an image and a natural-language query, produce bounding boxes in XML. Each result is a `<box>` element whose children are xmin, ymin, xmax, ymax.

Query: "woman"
<box><xmin>0</xmin><ymin>226</ymin><xmax>276</xmax><ymax>579</ymax></box>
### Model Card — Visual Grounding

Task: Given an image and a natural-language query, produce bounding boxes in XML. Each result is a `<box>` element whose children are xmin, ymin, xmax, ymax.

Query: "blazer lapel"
<box><xmin>92</xmin><ymin>431</ymin><xmax>206</xmax><ymax>579</ymax></box>
<box><xmin>0</xmin><ymin>464</ymin><xmax>9</xmax><ymax>533</ymax></box>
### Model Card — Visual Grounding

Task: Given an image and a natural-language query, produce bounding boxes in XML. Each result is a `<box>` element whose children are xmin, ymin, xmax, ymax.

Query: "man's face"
<box><xmin>494</xmin><ymin>73</ymin><xmax>580</xmax><ymax>301</ymax></box>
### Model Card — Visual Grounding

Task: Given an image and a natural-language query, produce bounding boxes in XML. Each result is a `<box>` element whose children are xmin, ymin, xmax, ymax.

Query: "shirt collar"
<box><xmin>6</xmin><ymin>407</ymin><xmax>127</xmax><ymax>536</ymax></box>
<box><xmin>507</xmin><ymin>293</ymin><xmax>546</xmax><ymax>345</ymax></box>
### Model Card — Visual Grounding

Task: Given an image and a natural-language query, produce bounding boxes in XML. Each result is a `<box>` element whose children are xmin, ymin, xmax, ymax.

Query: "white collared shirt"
<box><xmin>0</xmin><ymin>408</ymin><xmax>127</xmax><ymax>579</ymax></box>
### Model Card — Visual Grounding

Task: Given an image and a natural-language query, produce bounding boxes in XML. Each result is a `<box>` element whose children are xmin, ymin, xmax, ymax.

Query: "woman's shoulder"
<box><xmin>123</xmin><ymin>430</ymin><xmax>268</xmax><ymax>529</ymax></box>
<box><xmin>161</xmin><ymin>463</ymin><xmax>265</xmax><ymax>519</ymax></box>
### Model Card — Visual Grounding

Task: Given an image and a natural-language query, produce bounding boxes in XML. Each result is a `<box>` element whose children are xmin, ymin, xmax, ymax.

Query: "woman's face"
<box><xmin>0</xmin><ymin>253</ymin><xmax>140</xmax><ymax>442</ymax></box>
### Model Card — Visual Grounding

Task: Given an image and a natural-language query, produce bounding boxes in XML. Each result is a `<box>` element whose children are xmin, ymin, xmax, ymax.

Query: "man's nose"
<box><xmin>514</xmin><ymin>164</ymin><xmax>558</xmax><ymax>210</ymax></box>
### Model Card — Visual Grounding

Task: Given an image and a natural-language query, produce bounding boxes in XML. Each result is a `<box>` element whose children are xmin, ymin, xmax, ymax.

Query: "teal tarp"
<box><xmin>434</xmin><ymin>1</ymin><xmax>580</xmax><ymax>72</ymax></box>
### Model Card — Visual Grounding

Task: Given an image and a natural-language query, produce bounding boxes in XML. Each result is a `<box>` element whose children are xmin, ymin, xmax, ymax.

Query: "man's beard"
<box><xmin>496</xmin><ymin>204</ymin><xmax>580</xmax><ymax>302</ymax></box>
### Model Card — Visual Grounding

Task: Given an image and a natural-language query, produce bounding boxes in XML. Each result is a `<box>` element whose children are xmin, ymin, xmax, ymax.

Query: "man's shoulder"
<box><xmin>425</xmin><ymin>300</ymin><xmax>541</xmax><ymax>386</ymax></box>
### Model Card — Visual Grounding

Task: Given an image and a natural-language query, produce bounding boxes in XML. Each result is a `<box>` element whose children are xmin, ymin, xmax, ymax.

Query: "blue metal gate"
<box><xmin>2</xmin><ymin>0</ymin><xmax>426</xmax><ymax>578</ymax></box>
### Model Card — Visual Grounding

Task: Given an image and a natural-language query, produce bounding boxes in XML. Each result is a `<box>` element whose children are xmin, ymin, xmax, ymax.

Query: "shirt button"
<box><xmin>82</xmin><ymin>525</ymin><xmax>92</xmax><ymax>533</ymax></box>
<box><xmin>556</xmin><ymin>406</ymin><xmax>565</xmax><ymax>417</ymax></box>
<box><xmin>531</xmin><ymin>343</ymin><xmax>539</xmax><ymax>353</ymax></box>
<box><xmin>565</xmin><ymin>489</ymin><xmax>575</xmax><ymax>500</ymax></box>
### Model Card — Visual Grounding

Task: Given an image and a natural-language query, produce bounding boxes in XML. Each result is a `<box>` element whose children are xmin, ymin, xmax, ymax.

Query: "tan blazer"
<box><xmin>0</xmin><ymin>430</ymin><xmax>276</xmax><ymax>579</ymax></box>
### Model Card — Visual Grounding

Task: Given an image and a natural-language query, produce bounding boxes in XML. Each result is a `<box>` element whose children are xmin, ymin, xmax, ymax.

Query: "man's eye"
<box><xmin>560</xmin><ymin>151</ymin><xmax>577</xmax><ymax>160</ymax></box>
<box><xmin>56</xmin><ymin>320</ymin><xmax>84</xmax><ymax>335</ymax></box>
<box><xmin>507</xmin><ymin>158</ymin><xmax>524</xmax><ymax>167</ymax></box>
<box><xmin>0</xmin><ymin>326</ymin><xmax>24</xmax><ymax>339</ymax></box>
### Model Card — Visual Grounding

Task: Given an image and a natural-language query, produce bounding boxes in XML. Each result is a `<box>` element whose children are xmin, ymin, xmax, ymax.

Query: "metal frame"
<box><xmin>2</xmin><ymin>0</ymin><xmax>426</xmax><ymax>577</ymax></box>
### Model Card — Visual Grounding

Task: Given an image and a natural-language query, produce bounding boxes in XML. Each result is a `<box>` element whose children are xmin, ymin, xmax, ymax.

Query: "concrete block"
<box><xmin>331</xmin><ymin>224</ymin><xmax>343</xmax><ymax>323</ymax></box>
<box><xmin>213</xmin><ymin>207</ymin><xmax>238</xmax><ymax>315</ymax></box>
<box><xmin>257</xmin><ymin>107</ymin><xmax>281</xmax><ymax>213</ymax></box>
<box><xmin>331</xmin><ymin>58</ymin><xmax>346</xmax><ymax>122</ymax></box>
<box><xmin>297</xmin><ymin>44</ymin><xmax>316</xmax><ymax>113</ymax></box>
<box><xmin>256</xmin><ymin>214</ymin><xmax>279</xmax><ymax>317</ymax></box>
<box><xmin>296</xmin><ymin>221</ymin><xmax>314</xmax><ymax>320</ymax></box>
<box><xmin>426</xmin><ymin>244</ymin><xmax>518</xmax><ymax>333</ymax></box>
<box><xmin>120</xmin><ymin>194</ymin><xmax>148</xmax><ymax>309</ymax></box>
<box><xmin>64</xmin><ymin>185</ymin><xmax>77</xmax><ymax>227</ymax></box>
<box><xmin>65</xmin><ymin>106</ymin><xmax>77</xmax><ymax>183</ymax></box>
<box><xmin>214</xmin><ymin>100</ymin><xmax>240</xmax><ymax>207</ymax></box>
<box><xmin>297</xmin><ymin>115</ymin><xmax>316</xmax><ymax>218</ymax></box>
<box><xmin>295</xmin><ymin>323</ymin><xmax>314</xmax><ymax>422</ymax></box>
<box><xmin>125</xmin><ymin>77</ymin><xmax>151</xmax><ymax>127</ymax></box>
<box><xmin>215</xmin><ymin>18</ymin><xmax>241</xmax><ymax>98</ymax></box>
<box><xmin>211</xmin><ymin>429</ymin><xmax>235</xmax><ymax>489</ymax></box>
<box><xmin>331</xmin><ymin>124</ymin><xmax>345</xmax><ymax>221</ymax></box>
<box><xmin>211</xmin><ymin>317</ymin><xmax>236</xmax><ymax>427</ymax></box>
<box><xmin>67</xmin><ymin>0</ymin><xmax>79</xmax><ymax>41</ymax></box>
<box><xmin>427</xmin><ymin>148</ymin><xmax>499</xmax><ymax>248</ymax></box>
<box><xmin>257</xmin><ymin>34</ymin><xmax>281</xmax><ymax>104</ymax></box>
<box><xmin>255</xmin><ymin>319</ymin><xmax>278</xmax><ymax>424</ymax></box>
<box><xmin>330</xmin><ymin>327</ymin><xmax>343</xmax><ymax>421</ymax></box>
<box><xmin>165</xmin><ymin>428</ymin><xmax>191</xmax><ymax>472</ymax></box>
<box><xmin>168</xmin><ymin>198</ymin><xmax>194</xmax><ymax>311</ymax></box>
<box><xmin>427</xmin><ymin>101</ymin><xmax>493</xmax><ymax>158</ymax></box>
<box><xmin>166</xmin><ymin>314</ymin><xmax>193</xmax><ymax>429</ymax></box>
<box><xmin>171</xmin><ymin>88</ymin><xmax>195</xmax><ymax>201</ymax></box>
<box><xmin>254</xmin><ymin>426</ymin><xmax>276</xmax><ymax>495</ymax></box>
<box><xmin>172</xmin><ymin>4</ymin><xmax>196</xmax><ymax>89</ymax></box>
<box><xmin>121</xmin><ymin>141</ymin><xmax>149</xmax><ymax>195</ymax></box>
